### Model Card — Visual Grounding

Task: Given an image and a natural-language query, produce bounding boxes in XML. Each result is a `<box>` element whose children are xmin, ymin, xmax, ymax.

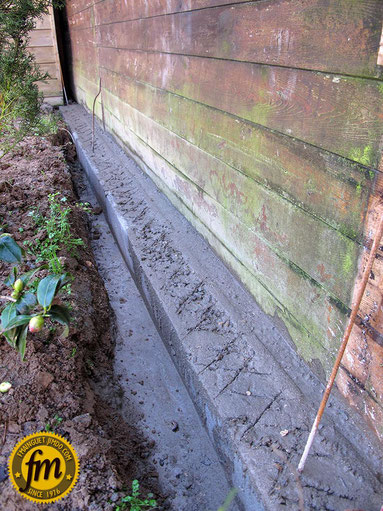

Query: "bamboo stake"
<box><xmin>92</xmin><ymin>78</ymin><xmax>102</xmax><ymax>153</ymax></box>
<box><xmin>298</xmin><ymin>214</ymin><xmax>383</xmax><ymax>473</ymax></box>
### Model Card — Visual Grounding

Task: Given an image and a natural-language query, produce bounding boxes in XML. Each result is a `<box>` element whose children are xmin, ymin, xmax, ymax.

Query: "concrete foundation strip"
<box><xmin>62</xmin><ymin>104</ymin><xmax>383</xmax><ymax>510</ymax></box>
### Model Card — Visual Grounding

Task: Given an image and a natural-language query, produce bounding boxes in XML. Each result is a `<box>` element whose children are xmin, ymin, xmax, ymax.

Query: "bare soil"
<box><xmin>0</xmin><ymin>129</ymin><xmax>161</xmax><ymax>510</ymax></box>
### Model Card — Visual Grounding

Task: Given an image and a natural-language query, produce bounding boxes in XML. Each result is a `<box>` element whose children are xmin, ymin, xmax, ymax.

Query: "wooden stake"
<box><xmin>298</xmin><ymin>215</ymin><xmax>383</xmax><ymax>473</ymax></box>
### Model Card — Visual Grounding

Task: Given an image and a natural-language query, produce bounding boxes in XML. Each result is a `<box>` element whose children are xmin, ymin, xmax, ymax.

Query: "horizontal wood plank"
<box><xmin>29</xmin><ymin>28</ymin><xmax>54</xmax><ymax>47</ymax></box>
<box><xmin>38</xmin><ymin>78</ymin><xmax>61</xmax><ymax>94</ymax></box>
<box><xmin>99</xmin><ymin>104</ymin><xmax>348</xmax><ymax>369</ymax></box>
<box><xmin>99</xmin><ymin>47</ymin><xmax>383</xmax><ymax>168</ymax></box>
<box><xmin>66</xmin><ymin>0</ymin><xmax>95</xmax><ymax>18</ymax></box>
<box><xmin>68</xmin><ymin>7</ymin><xmax>93</xmax><ymax>29</ymax></box>
<box><xmin>71</xmin><ymin>43</ymin><xmax>100</xmax><ymax>82</ymax></box>
<box><xmin>100</xmin><ymin>68</ymin><xmax>372</xmax><ymax>242</ymax></box>
<box><xmin>98</xmin><ymin>0</ymin><xmax>383</xmax><ymax>78</ymax></box>
<box><xmin>101</xmin><ymin>87</ymin><xmax>361</xmax><ymax>305</ymax></box>
<box><xmin>29</xmin><ymin>45</ymin><xmax>56</xmax><ymax>64</ymax></box>
<box><xmin>35</xmin><ymin>14</ymin><xmax>51</xmax><ymax>30</ymax></box>
<box><xmin>67</xmin><ymin>0</ymin><xmax>254</xmax><ymax>23</ymax></box>
<box><xmin>70</xmin><ymin>27</ymin><xmax>98</xmax><ymax>48</ymax></box>
<box><xmin>39</xmin><ymin>62</ymin><xmax>60</xmax><ymax>80</ymax></box>
<box><xmin>68</xmin><ymin>0</ymin><xmax>383</xmax><ymax>397</ymax></box>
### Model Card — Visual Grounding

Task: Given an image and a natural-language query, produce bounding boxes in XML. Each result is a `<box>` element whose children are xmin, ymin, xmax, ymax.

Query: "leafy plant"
<box><xmin>0</xmin><ymin>217</ymin><xmax>7</xmax><ymax>233</ymax></box>
<box><xmin>0</xmin><ymin>0</ymin><xmax>64</xmax><ymax>158</ymax></box>
<box><xmin>24</xmin><ymin>193</ymin><xmax>84</xmax><ymax>273</ymax></box>
<box><xmin>113</xmin><ymin>484</ymin><xmax>237</xmax><ymax>511</ymax></box>
<box><xmin>115</xmin><ymin>480</ymin><xmax>157</xmax><ymax>511</ymax></box>
<box><xmin>0</xmin><ymin>234</ymin><xmax>71</xmax><ymax>359</ymax></box>
<box><xmin>77</xmin><ymin>201</ymin><xmax>92</xmax><ymax>214</ymax></box>
<box><xmin>45</xmin><ymin>413</ymin><xmax>63</xmax><ymax>431</ymax></box>
<box><xmin>31</xmin><ymin>112</ymin><xmax>61</xmax><ymax>137</ymax></box>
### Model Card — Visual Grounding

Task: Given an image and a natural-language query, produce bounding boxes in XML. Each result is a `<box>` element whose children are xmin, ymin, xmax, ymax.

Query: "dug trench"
<box><xmin>0</xmin><ymin>126</ymin><xmax>238</xmax><ymax>510</ymax></box>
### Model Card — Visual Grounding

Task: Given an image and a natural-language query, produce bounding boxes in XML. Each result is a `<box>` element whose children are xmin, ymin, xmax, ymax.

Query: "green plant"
<box><xmin>77</xmin><ymin>201</ymin><xmax>92</xmax><ymax>214</ymax></box>
<box><xmin>216</xmin><ymin>489</ymin><xmax>237</xmax><ymax>511</ymax></box>
<box><xmin>0</xmin><ymin>217</ymin><xmax>6</xmax><ymax>233</ymax></box>
<box><xmin>115</xmin><ymin>480</ymin><xmax>157</xmax><ymax>511</ymax></box>
<box><xmin>31</xmin><ymin>112</ymin><xmax>60</xmax><ymax>137</ymax></box>
<box><xmin>0</xmin><ymin>0</ymin><xmax>64</xmax><ymax>158</ymax></box>
<box><xmin>45</xmin><ymin>414</ymin><xmax>63</xmax><ymax>431</ymax></box>
<box><xmin>0</xmin><ymin>234</ymin><xmax>71</xmax><ymax>359</ymax></box>
<box><xmin>24</xmin><ymin>192</ymin><xmax>84</xmax><ymax>273</ymax></box>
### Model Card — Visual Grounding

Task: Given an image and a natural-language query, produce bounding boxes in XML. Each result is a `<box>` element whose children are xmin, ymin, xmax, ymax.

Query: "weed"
<box><xmin>62</xmin><ymin>282</ymin><xmax>72</xmax><ymax>296</ymax></box>
<box><xmin>45</xmin><ymin>414</ymin><xmax>63</xmax><ymax>432</ymax></box>
<box><xmin>0</xmin><ymin>217</ymin><xmax>7</xmax><ymax>232</ymax></box>
<box><xmin>77</xmin><ymin>201</ymin><xmax>92</xmax><ymax>214</ymax></box>
<box><xmin>70</xmin><ymin>347</ymin><xmax>77</xmax><ymax>358</ymax></box>
<box><xmin>113</xmin><ymin>484</ymin><xmax>237</xmax><ymax>511</ymax></box>
<box><xmin>86</xmin><ymin>358</ymin><xmax>95</xmax><ymax>371</ymax></box>
<box><xmin>216</xmin><ymin>489</ymin><xmax>237</xmax><ymax>511</ymax></box>
<box><xmin>24</xmin><ymin>192</ymin><xmax>84</xmax><ymax>273</ymax></box>
<box><xmin>31</xmin><ymin>113</ymin><xmax>60</xmax><ymax>137</ymax></box>
<box><xmin>115</xmin><ymin>480</ymin><xmax>157</xmax><ymax>511</ymax></box>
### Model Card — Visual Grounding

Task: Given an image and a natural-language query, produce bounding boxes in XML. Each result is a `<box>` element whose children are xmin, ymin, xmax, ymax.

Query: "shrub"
<box><xmin>0</xmin><ymin>0</ymin><xmax>63</xmax><ymax>158</ymax></box>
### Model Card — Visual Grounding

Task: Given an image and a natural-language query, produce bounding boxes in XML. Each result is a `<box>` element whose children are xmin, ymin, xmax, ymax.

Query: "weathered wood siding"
<box><xmin>66</xmin><ymin>0</ymin><xmax>383</xmax><ymax>439</ymax></box>
<box><xmin>29</xmin><ymin>8</ymin><xmax>63</xmax><ymax>105</ymax></box>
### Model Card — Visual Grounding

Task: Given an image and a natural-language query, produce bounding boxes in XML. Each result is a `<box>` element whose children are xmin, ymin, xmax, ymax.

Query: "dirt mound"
<box><xmin>0</xmin><ymin>130</ymin><xmax>160</xmax><ymax>510</ymax></box>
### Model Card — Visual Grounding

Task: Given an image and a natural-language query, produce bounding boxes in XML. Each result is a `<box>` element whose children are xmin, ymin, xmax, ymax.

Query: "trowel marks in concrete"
<box><xmin>62</xmin><ymin>104</ymin><xmax>383</xmax><ymax>511</ymax></box>
<box><xmin>74</xmin><ymin>165</ymin><xmax>239</xmax><ymax>511</ymax></box>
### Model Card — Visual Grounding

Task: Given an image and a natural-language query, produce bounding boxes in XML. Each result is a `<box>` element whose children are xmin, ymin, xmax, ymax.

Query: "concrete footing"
<box><xmin>62</xmin><ymin>104</ymin><xmax>383</xmax><ymax>511</ymax></box>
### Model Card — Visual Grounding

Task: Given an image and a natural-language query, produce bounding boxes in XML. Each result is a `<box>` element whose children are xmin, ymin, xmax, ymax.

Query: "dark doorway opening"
<box><xmin>53</xmin><ymin>5</ymin><xmax>75</xmax><ymax>102</ymax></box>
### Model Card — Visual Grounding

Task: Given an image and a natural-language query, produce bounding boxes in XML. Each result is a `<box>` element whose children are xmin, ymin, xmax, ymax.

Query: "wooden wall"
<box><xmin>65</xmin><ymin>0</ymin><xmax>383</xmax><ymax>440</ymax></box>
<box><xmin>29</xmin><ymin>8</ymin><xmax>63</xmax><ymax>105</ymax></box>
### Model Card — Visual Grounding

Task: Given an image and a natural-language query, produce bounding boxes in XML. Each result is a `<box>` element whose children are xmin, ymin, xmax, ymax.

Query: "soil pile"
<box><xmin>0</xmin><ymin>129</ymin><xmax>160</xmax><ymax>510</ymax></box>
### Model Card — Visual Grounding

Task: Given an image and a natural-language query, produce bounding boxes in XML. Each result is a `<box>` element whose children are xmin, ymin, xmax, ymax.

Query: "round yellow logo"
<box><xmin>8</xmin><ymin>431</ymin><xmax>79</xmax><ymax>504</ymax></box>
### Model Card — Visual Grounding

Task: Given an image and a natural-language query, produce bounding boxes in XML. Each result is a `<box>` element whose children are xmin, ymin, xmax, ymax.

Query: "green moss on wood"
<box><xmin>349</xmin><ymin>145</ymin><xmax>373</xmax><ymax>167</ymax></box>
<box><xmin>342</xmin><ymin>251</ymin><xmax>353</xmax><ymax>276</ymax></box>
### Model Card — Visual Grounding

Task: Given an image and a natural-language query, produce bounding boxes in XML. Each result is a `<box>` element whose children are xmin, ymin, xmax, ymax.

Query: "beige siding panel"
<box><xmin>35</xmin><ymin>14</ymin><xmax>51</xmax><ymax>30</ymax></box>
<box><xmin>38</xmin><ymin>78</ymin><xmax>62</xmax><ymax>96</ymax></box>
<box><xmin>39</xmin><ymin>62</ymin><xmax>60</xmax><ymax>81</ymax></box>
<box><xmin>28</xmin><ymin>8</ymin><xmax>63</xmax><ymax>104</ymax></box>
<box><xmin>29</xmin><ymin>29</ymin><xmax>54</xmax><ymax>47</ymax></box>
<box><xmin>29</xmin><ymin>46</ymin><xmax>56</xmax><ymax>64</ymax></box>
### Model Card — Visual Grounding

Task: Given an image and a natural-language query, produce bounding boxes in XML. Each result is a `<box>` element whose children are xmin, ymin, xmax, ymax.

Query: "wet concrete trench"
<box><xmin>71</xmin><ymin>162</ymin><xmax>239</xmax><ymax>511</ymax></box>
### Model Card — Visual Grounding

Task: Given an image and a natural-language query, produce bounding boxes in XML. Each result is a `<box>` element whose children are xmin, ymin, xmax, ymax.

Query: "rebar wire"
<box><xmin>92</xmin><ymin>78</ymin><xmax>102</xmax><ymax>153</ymax></box>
